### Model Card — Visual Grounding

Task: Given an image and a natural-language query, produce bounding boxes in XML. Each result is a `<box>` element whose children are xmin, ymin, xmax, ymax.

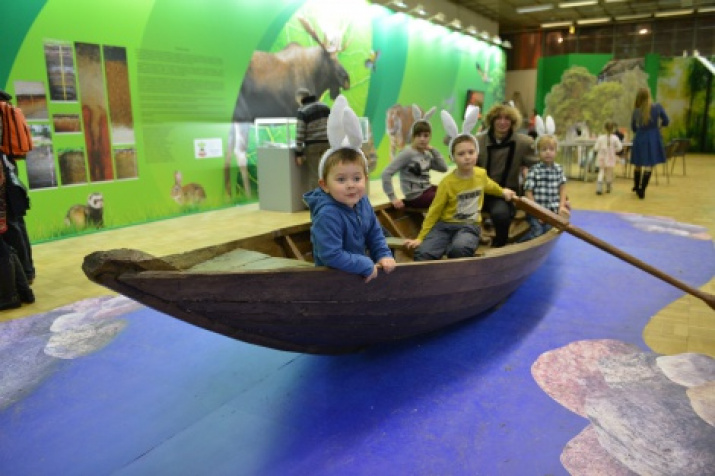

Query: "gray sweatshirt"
<box><xmin>381</xmin><ymin>146</ymin><xmax>448</xmax><ymax>201</ymax></box>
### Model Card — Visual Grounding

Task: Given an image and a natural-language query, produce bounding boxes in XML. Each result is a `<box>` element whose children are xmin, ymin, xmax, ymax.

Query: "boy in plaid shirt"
<box><xmin>519</xmin><ymin>134</ymin><xmax>568</xmax><ymax>242</ymax></box>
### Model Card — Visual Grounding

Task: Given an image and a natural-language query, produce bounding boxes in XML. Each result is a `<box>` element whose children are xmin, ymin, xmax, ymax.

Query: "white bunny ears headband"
<box><xmin>441</xmin><ymin>105</ymin><xmax>481</xmax><ymax>160</ymax></box>
<box><xmin>534</xmin><ymin>115</ymin><xmax>557</xmax><ymax>150</ymax></box>
<box><xmin>317</xmin><ymin>95</ymin><xmax>368</xmax><ymax>180</ymax></box>
<box><xmin>409</xmin><ymin>104</ymin><xmax>436</xmax><ymax>138</ymax></box>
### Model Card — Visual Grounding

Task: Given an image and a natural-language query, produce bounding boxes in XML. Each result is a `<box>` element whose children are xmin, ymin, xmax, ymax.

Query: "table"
<box><xmin>558</xmin><ymin>140</ymin><xmax>632</xmax><ymax>181</ymax></box>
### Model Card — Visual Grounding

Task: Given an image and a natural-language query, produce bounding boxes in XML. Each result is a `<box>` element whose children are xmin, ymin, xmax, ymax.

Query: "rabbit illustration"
<box><xmin>171</xmin><ymin>170</ymin><xmax>207</xmax><ymax>205</ymax></box>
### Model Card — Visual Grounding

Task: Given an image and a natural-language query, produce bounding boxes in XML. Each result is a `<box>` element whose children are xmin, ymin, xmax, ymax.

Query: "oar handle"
<box><xmin>512</xmin><ymin>196</ymin><xmax>715</xmax><ymax>311</ymax></box>
<box><xmin>513</xmin><ymin>196</ymin><xmax>571</xmax><ymax>230</ymax></box>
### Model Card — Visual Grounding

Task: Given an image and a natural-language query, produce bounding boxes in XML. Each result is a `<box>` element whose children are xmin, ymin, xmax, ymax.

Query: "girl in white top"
<box><xmin>592</xmin><ymin>121</ymin><xmax>623</xmax><ymax>195</ymax></box>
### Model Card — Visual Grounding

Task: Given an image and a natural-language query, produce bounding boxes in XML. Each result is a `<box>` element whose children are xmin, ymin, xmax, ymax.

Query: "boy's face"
<box><xmin>539</xmin><ymin>143</ymin><xmax>557</xmax><ymax>163</ymax></box>
<box><xmin>320</xmin><ymin>161</ymin><xmax>366</xmax><ymax>208</ymax></box>
<box><xmin>412</xmin><ymin>131</ymin><xmax>431</xmax><ymax>151</ymax></box>
<box><xmin>453</xmin><ymin>140</ymin><xmax>477</xmax><ymax>172</ymax></box>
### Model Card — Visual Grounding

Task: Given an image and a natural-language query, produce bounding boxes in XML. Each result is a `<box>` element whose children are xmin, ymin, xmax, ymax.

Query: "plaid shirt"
<box><xmin>523</xmin><ymin>162</ymin><xmax>566</xmax><ymax>213</ymax></box>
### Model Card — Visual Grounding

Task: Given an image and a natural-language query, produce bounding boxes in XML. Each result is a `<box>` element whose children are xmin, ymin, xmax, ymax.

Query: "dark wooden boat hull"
<box><xmin>83</xmin><ymin>207</ymin><xmax>560</xmax><ymax>354</ymax></box>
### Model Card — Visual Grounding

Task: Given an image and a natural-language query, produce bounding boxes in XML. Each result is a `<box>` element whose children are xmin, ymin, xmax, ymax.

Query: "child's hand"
<box><xmin>364</xmin><ymin>265</ymin><xmax>379</xmax><ymax>283</ymax></box>
<box><xmin>378</xmin><ymin>257</ymin><xmax>397</xmax><ymax>274</ymax></box>
<box><xmin>559</xmin><ymin>205</ymin><xmax>571</xmax><ymax>218</ymax></box>
<box><xmin>391</xmin><ymin>198</ymin><xmax>405</xmax><ymax>209</ymax></box>
<box><xmin>404</xmin><ymin>239</ymin><xmax>422</xmax><ymax>250</ymax></box>
<box><xmin>502</xmin><ymin>188</ymin><xmax>516</xmax><ymax>201</ymax></box>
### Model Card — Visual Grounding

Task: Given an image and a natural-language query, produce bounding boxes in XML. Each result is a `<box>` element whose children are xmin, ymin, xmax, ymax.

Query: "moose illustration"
<box><xmin>225</xmin><ymin>16</ymin><xmax>351</xmax><ymax>198</ymax></box>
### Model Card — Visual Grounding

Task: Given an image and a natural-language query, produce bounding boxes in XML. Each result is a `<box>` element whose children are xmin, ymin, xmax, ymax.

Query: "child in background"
<box><xmin>381</xmin><ymin>105</ymin><xmax>448</xmax><ymax>209</ymax></box>
<box><xmin>405</xmin><ymin>107</ymin><xmax>515</xmax><ymax>260</ymax></box>
<box><xmin>303</xmin><ymin>95</ymin><xmax>396</xmax><ymax>283</ymax></box>
<box><xmin>519</xmin><ymin>116</ymin><xmax>568</xmax><ymax>242</ymax></box>
<box><xmin>593</xmin><ymin>121</ymin><xmax>623</xmax><ymax>195</ymax></box>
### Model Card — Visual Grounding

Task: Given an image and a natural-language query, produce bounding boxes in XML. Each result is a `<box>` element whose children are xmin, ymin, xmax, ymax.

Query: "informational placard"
<box><xmin>194</xmin><ymin>138</ymin><xmax>222</xmax><ymax>159</ymax></box>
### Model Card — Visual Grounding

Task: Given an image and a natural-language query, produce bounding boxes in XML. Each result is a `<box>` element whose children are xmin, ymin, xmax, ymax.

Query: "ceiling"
<box><xmin>449</xmin><ymin>0</ymin><xmax>715</xmax><ymax>34</ymax></box>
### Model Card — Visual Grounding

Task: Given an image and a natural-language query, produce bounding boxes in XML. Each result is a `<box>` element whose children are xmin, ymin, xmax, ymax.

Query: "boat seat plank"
<box><xmin>385</xmin><ymin>236</ymin><xmax>408</xmax><ymax>250</ymax></box>
<box><xmin>239</xmin><ymin>257</ymin><xmax>314</xmax><ymax>270</ymax></box>
<box><xmin>188</xmin><ymin>248</ymin><xmax>312</xmax><ymax>272</ymax></box>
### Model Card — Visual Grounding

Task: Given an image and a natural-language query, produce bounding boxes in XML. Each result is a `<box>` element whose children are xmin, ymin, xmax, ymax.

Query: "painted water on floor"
<box><xmin>1</xmin><ymin>211</ymin><xmax>713</xmax><ymax>476</ymax></box>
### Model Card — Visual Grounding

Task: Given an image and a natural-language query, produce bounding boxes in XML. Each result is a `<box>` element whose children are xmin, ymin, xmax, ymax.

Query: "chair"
<box><xmin>656</xmin><ymin>140</ymin><xmax>679</xmax><ymax>185</ymax></box>
<box><xmin>620</xmin><ymin>144</ymin><xmax>632</xmax><ymax>178</ymax></box>
<box><xmin>670</xmin><ymin>138</ymin><xmax>690</xmax><ymax>175</ymax></box>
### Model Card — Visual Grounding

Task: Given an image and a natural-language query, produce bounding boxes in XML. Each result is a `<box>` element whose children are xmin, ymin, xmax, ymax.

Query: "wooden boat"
<box><xmin>83</xmin><ymin>203</ymin><xmax>560</xmax><ymax>354</ymax></box>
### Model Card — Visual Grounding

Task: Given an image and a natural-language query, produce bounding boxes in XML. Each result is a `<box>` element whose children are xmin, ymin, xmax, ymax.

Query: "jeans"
<box><xmin>414</xmin><ymin>221</ymin><xmax>480</xmax><ymax>261</ymax></box>
<box><xmin>518</xmin><ymin>215</ymin><xmax>552</xmax><ymax>242</ymax></box>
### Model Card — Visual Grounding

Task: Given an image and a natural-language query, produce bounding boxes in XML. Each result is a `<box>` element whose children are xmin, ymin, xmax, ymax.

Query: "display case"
<box><xmin>254</xmin><ymin>118</ymin><xmax>303</xmax><ymax>212</ymax></box>
<box><xmin>254</xmin><ymin>118</ymin><xmax>297</xmax><ymax>149</ymax></box>
<box><xmin>253</xmin><ymin>116</ymin><xmax>371</xmax><ymax>213</ymax></box>
<box><xmin>254</xmin><ymin>116</ymin><xmax>370</xmax><ymax>147</ymax></box>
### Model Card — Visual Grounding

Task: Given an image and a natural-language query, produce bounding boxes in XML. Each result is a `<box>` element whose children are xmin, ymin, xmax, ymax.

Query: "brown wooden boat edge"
<box><xmin>82</xmin><ymin>205</ymin><xmax>560</xmax><ymax>354</ymax></box>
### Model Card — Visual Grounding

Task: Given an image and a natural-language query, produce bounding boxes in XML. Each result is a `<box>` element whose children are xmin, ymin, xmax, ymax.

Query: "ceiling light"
<box><xmin>428</xmin><ymin>12</ymin><xmax>446</xmax><ymax>23</ymax></box>
<box><xmin>639</xmin><ymin>28</ymin><xmax>649</xmax><ymax>34</ymax></box>
<box><xmin>448</xmin><ymin>19</ymin><xmax>463</xmax><ymax>30</ymax></box>
<box><xmin>615</xmin><ymin>14</ymin><xmax>652</xmax><ymax>21</ymax></box>
<box><xmin>386</xmin><ymin>0</ymin><xmax>407</xmax><ymax>9</ymax></box>
<box><xmin>492</xmin><ymin>35</ymin><xmax>502</xmax><ymax>45</ymax></box>
<box><xmin>558</xmin><ymin>0</ymin><xmax>597</xmax><ymax>8</ymax></box>
<box><xmin>569</xmin><ymin>24</ymin><xmax>575</xmax><ymax>34</ymax></box>
<box><xmin>604</xmin><ymin>0</ymin><xmax>626</xmax><ymax>3</ymax></box>
<box><xmin>501</xmin><ymin>40</ymin><xmax>512</xmax><ymax>48</ymax></box>
<box><xmin>465</xmin><ymin>25</ymin><xmax>478</xmax><ymax>35</ymax></box>
<box><xmin>409</xmin><ymin>4</ymin><xmax>427</xmax><ymax>16</ymax></box>
<box><xmin>516</xmin><ymin>4</ymin><xmax>554</xmax><ymax>14</ymax></box>
<box><xmin>654</xmin><ymin>9</ymin><xmax>694</xmax><ymax>18</ymax></box>
<box><xmin>480</xmin><ymin>31</ymin><xmax>490</xmax><ymax>40</ymax></box>
<box><xmin>699</xmin><ymin>6</ymin><xmax>715</xmax><ymax>13</ymax></box>
<box><xmin>541</xmin><ymin>21</ymin><xmax>573</xmax><ymax>28</ymax></box>
<box><xmin>576</xmin><ymin>17</ymin><xmax>610</xmax><ymax>25</ymax></box>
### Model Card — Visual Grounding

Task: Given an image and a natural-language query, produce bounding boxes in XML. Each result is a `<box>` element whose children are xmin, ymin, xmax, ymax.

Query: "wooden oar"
<box><xmin>512</xmin><ymin>196</ymin><xmax>715</xmax><ymax>311</ymax></box>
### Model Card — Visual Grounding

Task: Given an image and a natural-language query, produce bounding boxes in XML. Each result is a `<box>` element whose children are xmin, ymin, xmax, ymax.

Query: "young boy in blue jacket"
<box><xmin>303</xmin><ymin>96</ymin><xmax>396</xmax><ymax>283</ymax></box>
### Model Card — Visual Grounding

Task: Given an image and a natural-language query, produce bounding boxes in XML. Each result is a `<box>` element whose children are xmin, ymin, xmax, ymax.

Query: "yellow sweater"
<box><xmin>417</xmin><ymin>167</ymin><xmax>504</xmax><ymax>241</ymax></box>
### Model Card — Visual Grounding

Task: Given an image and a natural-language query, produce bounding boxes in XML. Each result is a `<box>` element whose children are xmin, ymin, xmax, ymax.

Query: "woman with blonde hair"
<box><xmin>630</xmin><ymin>87</ymin><xmax>669</xmax><ymax>199</ymax></box>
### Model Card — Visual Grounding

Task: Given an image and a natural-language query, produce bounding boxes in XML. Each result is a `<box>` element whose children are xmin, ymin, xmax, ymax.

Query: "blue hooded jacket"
<box><xmin>303</xmin><ymin>188</ymin><xmax>392</xmax><ymax>277</ymax></box>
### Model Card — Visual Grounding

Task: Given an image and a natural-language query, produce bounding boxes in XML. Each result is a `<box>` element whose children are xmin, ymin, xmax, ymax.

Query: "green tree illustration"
<box><xmin>544</xmin><ymin>66</ymin><xmax>596</xmax><ymax>135</ymax></box>
<box><xmin>582</xmin><ymin>81</ymin><xmax>625</xmax><ymax>135</ymax></box>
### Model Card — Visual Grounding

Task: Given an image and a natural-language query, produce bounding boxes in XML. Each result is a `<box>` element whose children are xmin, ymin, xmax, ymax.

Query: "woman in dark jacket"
<box><xmin>630</xmin><ymin>87</ymin><xmax>669</xmax><ymax>199</ymax></box>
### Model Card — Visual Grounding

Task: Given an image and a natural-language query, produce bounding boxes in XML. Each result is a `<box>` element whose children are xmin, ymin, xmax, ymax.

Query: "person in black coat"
<box><xmin>0</xmin><ymin>157</ymin><xmax>34</xmax><ymax>310</ymax></box>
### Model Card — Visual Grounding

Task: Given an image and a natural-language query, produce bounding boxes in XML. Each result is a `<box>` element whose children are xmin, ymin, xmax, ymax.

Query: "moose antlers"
<box><xmin>298</xmin><ymin>16</ymin><xmax>350</xmax><ymax>53</ymax></box>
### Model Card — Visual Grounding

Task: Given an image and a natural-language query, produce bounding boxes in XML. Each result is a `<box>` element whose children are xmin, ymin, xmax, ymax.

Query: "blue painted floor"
<box><xmin>1</xmin><ymin>211</ymin><xmax>713</xmax><ymax>475</ymax></box>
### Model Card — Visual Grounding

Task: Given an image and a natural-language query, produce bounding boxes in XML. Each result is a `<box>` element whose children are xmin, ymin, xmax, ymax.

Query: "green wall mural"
<box><xmin>1</xmin><ymin>0</ymin><xmax>506</xmax><ymax>243</ymax></box>
<box><xmin>536</xmin><ymin>53</ymin><xmax>714</xmax><ymax>152</ymax></box>
<box><xmin>658</xmin><ymin>56</ymin><xmax>715</xmax><ymax>151</ymax></box>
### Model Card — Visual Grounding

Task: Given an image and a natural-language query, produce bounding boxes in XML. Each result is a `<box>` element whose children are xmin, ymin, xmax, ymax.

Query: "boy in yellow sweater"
<box><xmin>405</xmin><ymin>109</ymin><xmax>515</xmax><ymax>260</ymax></box>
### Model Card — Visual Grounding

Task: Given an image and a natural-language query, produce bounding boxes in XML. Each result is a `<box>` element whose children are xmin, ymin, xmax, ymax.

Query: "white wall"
<box><xmin>506</xmin><ymin>69</ymin><xmax>537</xmax><ymax>118</ymax></box>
